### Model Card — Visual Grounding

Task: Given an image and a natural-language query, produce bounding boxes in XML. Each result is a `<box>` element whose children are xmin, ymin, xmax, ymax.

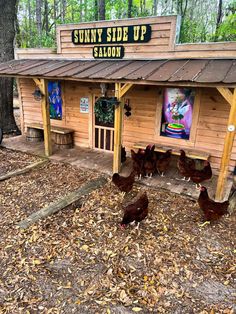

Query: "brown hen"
<box><xmin>177</xmin><ymin>150</ymin><xmax>195</xmax><ymax>181</ymax></box>
<box><xmin>198</xmin><ymin>186</ymin><xmax>229</xmax><ymax>221</ymax></box>
<box><xmin>131</xmin><ymin>149</ymin><xmax>145</xmax><ymax>179</ymax></box>
<box><xmin>120</xmin><ymin>191</ymin><xmax>148</xmax><ymax>228</ymax></box>
<box><xmin>112</xmin><ymin>170</ymin><xmax>135</xmax><ymax>193</ymax></box>
<box><xmin>144</xmin><ymin>144</ymin><xmax>157</xmax><ymax>178</ymax></box>
<box><xmin>190</xmin><ymin>160</ymin><xmax>212</xmax><ymax>188</ymax></box>
<box><xmin>156</xmin><ymin>149</ymin><xmax>172</xmax><ymax>176</ymax></box>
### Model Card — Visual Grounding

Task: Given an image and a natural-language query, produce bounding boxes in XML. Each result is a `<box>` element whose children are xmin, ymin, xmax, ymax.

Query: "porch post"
<box><xmin>33</xmin><ymin>78</ymin><xmax>52</xmax><ymax>157</ymax></box>
<box><xmin>113</xmin><ymin>82</ymin><xmax>122</xmax><ymax>173</ymax></box>
<box><xmin>216</xmin><ymin>88</ymin><xmax>236</xmax><ymax>200</ymax></box>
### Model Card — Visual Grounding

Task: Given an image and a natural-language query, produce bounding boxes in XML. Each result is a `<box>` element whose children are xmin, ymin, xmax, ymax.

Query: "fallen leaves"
<box><xmin>0</xmin><ymin>149</ymin><xmax>235</xmax><ymax>313</ymax></box>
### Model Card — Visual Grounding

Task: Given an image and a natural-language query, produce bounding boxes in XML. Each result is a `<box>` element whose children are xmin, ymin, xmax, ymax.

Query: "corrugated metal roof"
<box><xmin>0</xmin><ymin>58</ymin><xmax>235</xmax><ymax>84</ymax></box>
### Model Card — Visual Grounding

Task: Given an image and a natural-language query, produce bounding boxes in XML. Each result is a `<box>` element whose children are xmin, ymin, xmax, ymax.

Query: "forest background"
<box><xmin>0</xmin><ymin>0</ymin><xmax>235</xmax><ymax>134</ymax></box>
<box><xmin>17</xmin><ymin>0</ymin><xmax>236</xmax><ymax>48</ymax></box>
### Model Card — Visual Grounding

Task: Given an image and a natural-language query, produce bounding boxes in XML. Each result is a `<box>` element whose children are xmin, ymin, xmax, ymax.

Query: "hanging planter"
<box><xmin>94</xmin><ymin>97</ymin><xmax>120</xmax><ymax>125</ymax></box>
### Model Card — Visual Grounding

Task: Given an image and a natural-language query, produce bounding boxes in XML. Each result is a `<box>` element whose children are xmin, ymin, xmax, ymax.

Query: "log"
<box><xmin>18</xmin><ymin>176</ymin><xmax>107</xmax><ymax>229</ymax></box>
<box><xmin>0</xmin><ymin>159</ymin><xmax>48</xmax><ymax>181</ymax></box>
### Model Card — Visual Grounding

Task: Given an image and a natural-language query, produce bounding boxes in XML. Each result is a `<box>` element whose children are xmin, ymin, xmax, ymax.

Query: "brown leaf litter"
<box><xmin>0</xmin><ymin>148</ymin><xmax>235</xmax><ymax>313</ymax></box>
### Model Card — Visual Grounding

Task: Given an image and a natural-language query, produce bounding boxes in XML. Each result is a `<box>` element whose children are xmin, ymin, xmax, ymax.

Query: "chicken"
<box><xmin>190</xmin><ymin>160</ymin><xmax>212</xmax><ymax>188</ymax></box>
<box><xmin>120</xmin><ymin>191</ymin><xmax>148</xmax><ymax>228</ymax></box>
<box><xmin>198</xmin><ymin>186</ymin><xmax>229</xmax><ymax>221</ymax></box>
<box><xmin>144</xmin><ymin>144</ymin><xmax>157</xmax><ymax>178</ymax></box>
<box><xmin>112</xmin><ymin>170</ymin><xmax>135</xmax><ymax>193</ymax></box>
<box><xmin>156</xmin><ymin>149</ymin><xmax>172</xmax><ymax>176</ymax></box>
<box><xmin>177</xmin><ymin>150</ymin><xmax>195</xmax><ymax>181</ymax></box>
<box><xmin>131</xmin><ymin>149</ymin><xmax>145</xmax><ymax>179</ymax></box>
<box><xmin>121</xmin><ymin>146</ymin><xmax>126</xmax><ymax>163</ymax></box>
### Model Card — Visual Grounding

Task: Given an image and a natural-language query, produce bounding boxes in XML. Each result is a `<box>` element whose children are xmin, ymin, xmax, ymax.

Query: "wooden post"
<box><xmin>113</xmin><ymin>83</ymin><xmax>133</xmax><ymax>173</ymax></box>
<box><xmin>33</xmin><ymin>78</ymin><xmax>52</xmax><ymax>157</ymax></box>
<box><xmin>113</xmin><ymin>83</ymin><xmax>122</xmax><ymax>173</ymax></box>
<box><xmin>216</xmin><ymin>88</ymin><xmax>236</xmax><ymax>201</ymax></box>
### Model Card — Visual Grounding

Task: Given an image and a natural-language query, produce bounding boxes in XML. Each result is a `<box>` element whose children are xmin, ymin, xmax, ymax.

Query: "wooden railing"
<box><xmin>94</xmin><ymin>125</ymin><xmax>114</xmax><ymax>152</ymax></box>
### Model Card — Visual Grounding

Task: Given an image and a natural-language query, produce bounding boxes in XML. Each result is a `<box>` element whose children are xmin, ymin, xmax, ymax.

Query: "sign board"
<box><xmin>57</xmin><ymin>16</ymin><xmax>179</xmax><ymax>59</ymax></box>
<box><xmin>72</xmin><ymin>24</ymin><xmax>152</xmax><ymax>59</ymax></box>
<box><xmin>72</xmin><ymin>24</ymin><xmax>152</xmax><ymax>45</ymax></box>
<box><xmin>80</xmin><ymin>97</ymin><xmax>89</xmax><ymax>113</ymax></box>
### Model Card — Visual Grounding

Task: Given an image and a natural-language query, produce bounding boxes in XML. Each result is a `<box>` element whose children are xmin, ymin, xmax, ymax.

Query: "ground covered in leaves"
<box><xmin>0</xmin><ymin>149</ymin><xmax>235</xmax><ymax>313</ymax></box>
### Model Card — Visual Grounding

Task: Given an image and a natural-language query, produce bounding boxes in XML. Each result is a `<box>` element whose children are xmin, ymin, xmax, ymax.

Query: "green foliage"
<box><xmin>217</xmin><ymin>14</ymin><xmax>236</xmax><ymax>41</ymax></box>
<box><xmin>94</xmin><ymin>97</ymin><xmax>115</xmax><ymax>125</ymax></box>
<box><xmin>17</xmin><ymin>0</ymin><xmax>236</xmax><ymax>48</ymax></box>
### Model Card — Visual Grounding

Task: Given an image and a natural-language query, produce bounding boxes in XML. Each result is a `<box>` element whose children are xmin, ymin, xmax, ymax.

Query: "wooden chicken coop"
<box><xmin>0</xmin><ymin>15</ymin><xmax>236</xmax><ymax>200</ymax></box>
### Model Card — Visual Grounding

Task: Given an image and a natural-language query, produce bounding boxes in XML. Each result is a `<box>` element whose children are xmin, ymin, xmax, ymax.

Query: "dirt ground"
<box><xmin>0</xmin><ymin>147</ymin><xmax>235</xmax><ymax>314</ymax></box>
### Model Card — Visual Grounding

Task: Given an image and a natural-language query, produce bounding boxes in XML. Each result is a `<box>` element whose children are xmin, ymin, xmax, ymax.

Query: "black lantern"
<box><xmin>124</xmin><ymin>99</ymin><xmax>131</xmax><ymax>117</ymax></box>
<box><xmin>32</xmin><ymin>86</ymin><xmax>43</xmax><ymax>101</ymax></box>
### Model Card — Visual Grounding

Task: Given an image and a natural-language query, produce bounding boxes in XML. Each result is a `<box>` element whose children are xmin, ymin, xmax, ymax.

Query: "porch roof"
<box><xmin>0</xmin><ymin>58</ymin><xmax>236</xmax><ymax>86</ymax></box>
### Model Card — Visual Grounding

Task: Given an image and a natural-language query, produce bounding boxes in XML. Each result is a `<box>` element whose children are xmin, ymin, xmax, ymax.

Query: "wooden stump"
<box><xmin>54</xmin><ymin>132</ymin><xmax>73</xmax><ymax>149</ymax></box>
<box><xmin>26</xmin><ymin>127</ymin><xmax>43</xmax><ymax>142</ymax></box>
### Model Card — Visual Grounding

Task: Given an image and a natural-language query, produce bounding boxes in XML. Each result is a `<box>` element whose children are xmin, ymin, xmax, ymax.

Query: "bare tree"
<box><xmin>36</xmin><ymin>0</ymin><xmax>42</xmax><ymax>46</ymax></box>
<box><xmin>63</xmin><ymin>0</ymin><xmax>67</xmax><ymax>22</ymax></box>
<box><xmin>153</xmin><ymin>0</ymin><xmax>157</xmax><ymax>15</ymax></box>
<box><xmin>44</xmin><ymin>0</ymin><xmax>49</xmax><ymax>35</ymax></box>
<box><xmin>99</xmin><ymin>0</ymin><xmax>105</xmax><ymax>20</ymax></box>
<box><xmin>94</xmin><ymin>0</ymin><xmax>98</xmax><ymax>20</ymax></box>
<box><xmin>0</xmin><ymin>0</ymin><xmax>20</xmax><ymax>134</ymax></box>
<box><xmin>215</xmin><ymin>0</ymin><xmax>223</xmax><ymax>39</ymax></box>
<box><xmin>128</xmin><ymin>0</ymin><xmax>133</xmax><ymax>18</ymax></box>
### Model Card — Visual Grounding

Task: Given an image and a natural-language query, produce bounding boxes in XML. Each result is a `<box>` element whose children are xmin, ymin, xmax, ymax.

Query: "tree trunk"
<box><xmin>28</xmin><ymin>0</ymin><xmax>33</xmax><ymax>42</ymax></box>
<box><xmin>99</xmin><ymin>0</ymin><xmax>105</xmax><ymax>20</ymax></box>
<box><xmin>61</xmin><ymin>0</ymin><xmax>67</xmax><ymax>23</ymax></box>
<box><xmin>0</xmin><ymin>0</ymin><xmax>20</xmax><ymax>134</ymax></box>
<box><xmin>94</xmin><ymin>0</ymin><xmax>98</xmax><ymax>20</ymax></box>
<box><xmin>215</xmin><ymin>0</ymin><xmax>223</xmax><ymax>40</ymax></box>
<box><xmin>44</xmin><ymin>0</ymin><xmax>49</xmax><ymax>35</ymax></box>
<box><xmin>153</xmin><ymin>0</ymin><xmax>157</xmax><ymax>15</ymax></box>
<box><xmin>36</xmin><ymin>0</ymin><xmax>42</xmax><ymax>47</ymax></box>
<box><xmin>53</xmin><ymin>0</ymin><xmax>57</xmax><ymax>37</ymax></box>
<box><xmin>128</xmin><ymin>0</ymin><xmax>133</xmax><ymax>18</ymax></box>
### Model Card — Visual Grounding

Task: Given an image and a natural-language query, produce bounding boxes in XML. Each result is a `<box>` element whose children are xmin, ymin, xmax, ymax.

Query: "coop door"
<box><xmin>93</xmin><ymin>96</ymin><xmax>114</xmax><ymax>152</ymax></box>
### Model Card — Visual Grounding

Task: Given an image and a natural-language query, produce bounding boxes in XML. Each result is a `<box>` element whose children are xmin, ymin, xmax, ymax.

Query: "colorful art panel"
<box><xmin>160</xmin><ymin>88</ymin><xmax>195</xmax><ymax>140</ymax></box>
<box><xmin>48</xmin><ymin>81</ymin><xmax>63</xmax><ymax>120</ymax></box>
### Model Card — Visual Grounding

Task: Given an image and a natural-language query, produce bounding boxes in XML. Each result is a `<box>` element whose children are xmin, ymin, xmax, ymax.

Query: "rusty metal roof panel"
<box><xmin>19</xmin><ymin>60</ymin><xmax>68</xmax><ymax>75</ymax></box>
<box><xmin>60</xmin><ymin>60</ymin><xmax>100</xmax><ymax>77</ymax></box>
<box><xmin>0</xmin><ymin>59</ymin><xmax>236</xmax><ymax>84</ymax></box>
<box><xmin>146</xmin><ymin>60</ymin><xmax>188</xmax><ymax>81</ymax></box>
<box><xmin>223</xmin><ymin>61</ymin><xmax>236</xmax><ymax>83</ymax></box>
<box><xmin>73</xmin><ymin>61</ymin><xmax>112</xmax><ymax>78</ymax></box>
<box><xmin>168</xmin><ymin>59</ymin><xmax>209</xmax><ymax>82</ymax></box>
<box><xmin>195</xmin><ymin>59</ymin><xmax>234</xmax><ymax>83</ymax></box>
<box><xmin>89</xmin><ymin>61</ymin><xmax>132</xmax><ymax>79</ymax></box>
<box><xmin>0</xmin><ymin>59</ymin><xmax>28</xmax><ymax>72</ymax></box>
<box><xmin>1</xmin><ymin>59</ymin><xmax>47</xmax><ymax>74</ymax></box>
<box><xmin>106</xmin><ymin>61</ymin><xmax>148</xmax><ymax>79</ymax></box>
<box><xmin>124</xmin><ymin>60</ymin><xmax>167</xmax><ymax>80</ymax></box>
<box><xmin>47</xmin><ymin>61</ymin><xmax>82</xmax><ymax>77</ymax></box>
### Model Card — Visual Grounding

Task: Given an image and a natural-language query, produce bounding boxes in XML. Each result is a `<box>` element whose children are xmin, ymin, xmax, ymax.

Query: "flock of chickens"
<box><xmin>112</xmin><ymin>144</ymin><xmax>229</xmax><ymax>229</ymax></box>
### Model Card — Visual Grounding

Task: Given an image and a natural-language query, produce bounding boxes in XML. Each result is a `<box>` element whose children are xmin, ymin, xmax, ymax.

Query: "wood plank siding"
<box><xmin>56</xmin><ymin>16</ymin><xmax>178</xmax><ymax>59</ymax></box>
<box><xmin>20</xmin><ymin>78</ymin><xmax>236</xmax><ymax>174</ymax></box>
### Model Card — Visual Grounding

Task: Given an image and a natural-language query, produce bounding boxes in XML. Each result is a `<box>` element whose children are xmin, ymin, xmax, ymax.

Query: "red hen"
<box><xmin>198</xmin><ymin>186</ymin><xmax>229</xmax><ymax>221</ymax></box>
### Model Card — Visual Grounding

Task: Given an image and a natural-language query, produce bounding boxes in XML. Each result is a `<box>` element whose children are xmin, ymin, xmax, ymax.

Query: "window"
<box><xmin>160</xmin><ymin>88</ymin><xmax>195</xmax><ymax>140</ymax></box>
<box><xmin>48</xmin><ymin>81</ymin><xmax>63</xmax><ymax>120</ymax></box>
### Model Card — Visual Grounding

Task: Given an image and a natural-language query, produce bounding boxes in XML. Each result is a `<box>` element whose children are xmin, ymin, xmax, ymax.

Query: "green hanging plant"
<box><xmin>94</xmin><ymin>97</ymin><xmax>116</xmax><ymax>124</ymax></box>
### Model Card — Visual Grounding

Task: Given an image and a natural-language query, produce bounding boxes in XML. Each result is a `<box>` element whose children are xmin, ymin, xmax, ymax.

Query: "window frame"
<box><xmin>155</xmin><ymin>87</ymin><xmax>201</xmax><ymax>147</ymax></box>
